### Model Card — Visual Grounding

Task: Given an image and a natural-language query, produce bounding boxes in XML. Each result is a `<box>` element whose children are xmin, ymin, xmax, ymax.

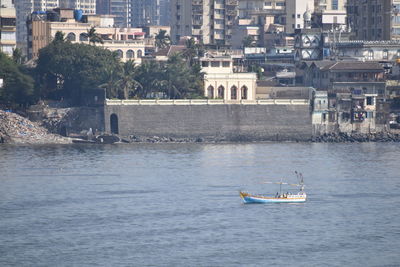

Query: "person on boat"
<box><xmin>275</xmin><ymin>192</ymin><xmax>279</xmax><ymax>198</ymax></box>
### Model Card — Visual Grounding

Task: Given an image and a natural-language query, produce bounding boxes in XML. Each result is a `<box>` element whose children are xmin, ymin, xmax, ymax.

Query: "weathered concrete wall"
<box><xmin>104</xmin><ymin>102</ymin><xmax>312</xmax><ymax>141</ymax></box>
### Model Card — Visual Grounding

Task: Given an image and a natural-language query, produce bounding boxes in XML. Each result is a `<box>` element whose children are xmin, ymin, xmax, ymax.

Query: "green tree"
<box><xmin>0</xmin><ymin>52</ymin><xmax>34</xmax><ymax>106</ymax></box>
<box><xmin>116</xmin><ymin>60</ymin><xmax>142</xmax><ymax>99</ymax></box>
<box><xmin>53</xmin><ymin>31</ymin><xmax>66</xmax><ymax>43</ymax></box>
<box><xmin>84</xmin><ymin>27</ymin><xmax>104</xmax><ymax>45</ymax></box>
<box><xmin>36</xmin><ymin>41</ymin><xmax>119</xmax><ymax>105</ymax></box>
<box><xmin>154</xmin><ymin>29</ymin><xmax>171</xmax><ymax>50</ymax></box>
<box><xmin>242</xmin><ymin>35</ymin><xmax>255</xmax><ymax>48</ymax></box>
<box><xmin>99</xmin><ymin>65</ymin><xmax>121</xmax><ymax>98</ymax></box>
<box><xmin>12</xmin><ymin>48</ymin><xmax>24</xmax><ymax>65</ymax></box>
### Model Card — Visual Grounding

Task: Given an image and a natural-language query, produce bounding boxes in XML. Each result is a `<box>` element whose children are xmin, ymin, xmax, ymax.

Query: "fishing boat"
<box><xmin>239</xmin><ymin>171</ymin><xmax>307</xmax><ymax>204</ymax></box>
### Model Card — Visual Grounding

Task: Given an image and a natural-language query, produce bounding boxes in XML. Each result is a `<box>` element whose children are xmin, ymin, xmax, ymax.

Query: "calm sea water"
<box><xmin>0</xmin><ymin>143</ymin><xmax>399</xmax><ymax>267</ymax></box>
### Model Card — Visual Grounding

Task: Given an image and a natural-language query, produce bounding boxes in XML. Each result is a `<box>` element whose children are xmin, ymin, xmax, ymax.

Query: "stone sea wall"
<box><xmin>104</xmin><ymin>100</ymin><xmax>313</xmax><ymax>142</ymax></box>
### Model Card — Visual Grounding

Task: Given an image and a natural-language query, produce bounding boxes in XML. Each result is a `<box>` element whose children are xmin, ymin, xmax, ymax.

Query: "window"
<box><xmin>116</xmin><ymin>49</ymin><xmax>123</xmax><ymax>59</ymax></box>
<box><xmin>67</xmin><ymin>32</ymin><xmax>76</xmax><ymax>41</ymax></box>
<box><xmin>222</xmin><ymin>61</ymin><xmax>230</xmax><ymax>67</ymax></box>
<box><xmin>383</xmin><ymin>49</ymin><xmax>388</xmax><ymax>60</ymax></box>
<box><xmin>211</xmin><ymin>61</ymin><xmax>220</xmax><ymax>67</ymax></box>
<box><xmin>217</xmin><ymin>86</ymin><xmax>225</xmax><ymax>98</ymax></box>
<box><xmin>368</xmin><ymin>50</ymin><xmax>374</xmax><ymax>60</ymax></box>
<box><xmin>230</xmin><ymin>86</ymin><xmax>237</xmax><ymax>100</ymax></box>
<box><xmin>202</xmin><ymin>61</ymin><xmax>209</xmax><ymax>67</ymax></box>
<box><xmin>332</xmin><ymin>0</ymin><xmax>338</xmax><ymax>10</ymax></box>
<box><xmin>366</xmin><ymin>96</ymin><xmax>374</xmax><ymax>106</ymax></box>
<box><xmin>137</xmin><ymin>50</ymin><xmax>142</xmax><ymax>58</ymax></box>
<box><xmin>207</xmin><ymin>85</ymin><xmax>214</xmax><ymax>98</ymax></box>
<box><xmin>126</xmin><ymin>50</ymin><xmax>134</xmax><ymax>59</ymax></box>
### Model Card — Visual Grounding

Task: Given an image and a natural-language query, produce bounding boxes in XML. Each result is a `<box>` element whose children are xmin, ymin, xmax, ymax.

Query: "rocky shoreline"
<box><xmin>2</xmin><ymin>110</ymin><xmax>400</xmax><ymax>144</ymax></box>
<box><xmin>311</xmin><ymin>132</ymin><xmax>400</xmax><ymax>143</ymax></box>
<box><xmin>0</xmin><ymin>110</ymin><xmax>72</xmax><ymax>144</ymax></box>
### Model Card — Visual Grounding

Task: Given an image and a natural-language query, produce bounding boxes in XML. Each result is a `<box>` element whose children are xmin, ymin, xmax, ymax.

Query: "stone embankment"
<box><xmin>312</xmin><ymin>132</ymin><xmax>400</xmax><ymax>143</ymax></box>
<box><xmin>0</xmin><ymin>110</ymin><xmax>72</xmax><ymax>144</ymax></box>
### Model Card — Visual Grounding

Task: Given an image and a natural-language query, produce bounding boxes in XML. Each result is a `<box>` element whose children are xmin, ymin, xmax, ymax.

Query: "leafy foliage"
<box><xmin>0</xmin><ymin>52</ymin><xmax>34</xmax><ymax>106</ymax></box>
<box><xmin>154</xmin><ymin>30</ymin><xmax>171</xmax><ymax>50</ymax></box>
<box><xmin>36</xmin><ymin>38</ymin><xmax>120</xmax><ymax>105</ymax></box>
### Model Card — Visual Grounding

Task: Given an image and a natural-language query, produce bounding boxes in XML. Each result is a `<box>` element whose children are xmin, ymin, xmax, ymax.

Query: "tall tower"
<box><xmin>130</xmin><ymin>0</ymin><xmax>160</xmax><ymax>27</ymax></box>
<box><xmin>170</xmin><ymin>0</ymin><xmax>238</xmax><ymax>47</ymax></box>
<box><xmin>0</xmin><ymin>0</ymin><xmax>16</xmax><ymax>56</ymax></box>
<box><xmin>59</xmin><ymin>0</ymin><xmax>97</xmax><ymax>14</ymax></box>
<box><xmin>109</xmin><ymin>0</ymin><xmax>130</xmax><ymax>27</ymax></box>
<box><xmin>15</xmin><ymin>0</ymin><xmax>59</xmax><ymax>57</ymax></box>
<box><xmin>347</xmin><ymin>0</ymin><xmax>400</xmax><ymax>41</ymax></box>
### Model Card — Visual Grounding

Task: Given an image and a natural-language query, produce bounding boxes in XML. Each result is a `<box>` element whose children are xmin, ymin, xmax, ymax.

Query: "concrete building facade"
<box><xmin>347</xmin><ymin>0</ymin><xmax>400</xmax><ymax>41</ymax></box>
<box><xmin>15</xmin><ymin>0</ymin><xmax>59</xmax><ymax>56</ymax></box>
<box><xmin>59</xmin><ymin>0</ymin><xmax>97</xmax><ymax>14</ymax></box>
<box><xmin>130</xmin><ymin>0</ymin><xmax>160</xmax><ymax>27</ymax></box>
<box><xmin>0</xmin><ymin>0</ymin><xmax>16</xmax><ymax>56</ymax></box>
<box><xmin>170</xmin><ymin>0</ymin><xmax>238</xmax><ymax>47</ymax></box>
<box><xmin>28</xmin><ymin>10</ymin><xmax>145</xmax><ymax>63</ymax></box>
<box><xmin>201</xmin><ymin>55</ymin><xmax>257</xmax><ymax>101</ymax></box>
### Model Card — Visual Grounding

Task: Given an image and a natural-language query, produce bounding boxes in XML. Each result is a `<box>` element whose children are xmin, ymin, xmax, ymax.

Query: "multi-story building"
<box><xmin>59</xmin><ymin>0</ymin><xmax>97</xmax><ymax>14</ymax></box>
<box><xmin>96</xmin><ymin>0</ymin><xmax>110</xmax><ymax>14</ymax></box>
<box><xmin>109</xmin><ymin>0</ymin><xmax>130</xmax><ymax>27</ymax></box>
<box><xmin>159</xmin><ymin>0</ymin><xmax>170</xmax><ymax>26</ymax></box>
<box><xmin>285</xmin><ymin>0</ymin><xmax>314</xmax><ymax>33</ymax></box>
<box><xmin>130</xmin><ymin>0</ymin><xmax>160</xmax><ymax>27</ymax></box>
<box><xmin>0</xmin><ymin>0</ymin><xmax>16</xmax><ymax>56</ymax></box>
<box><xmin>347</xmin><ymin>0</ymin><xmax>400</xmax><ymax>41</ymax></box>
<box><xmin>15</xmin><ymin>0</ymin><xmax>59</xmax><ymax>56</ymax></box>
<box><xmin>27</xmin><ymin>9</ymin><xmax>145</xmax><ymax>63</ymax></box>
<box><xmin>170</xmin><ymin>0</ymin><xmax>238</xmax><ymax>47</ymax></box>
<box><xmin>313</xmin><ymin>0</ymin><xmax>347</xmax><ymax>30</ymax></box>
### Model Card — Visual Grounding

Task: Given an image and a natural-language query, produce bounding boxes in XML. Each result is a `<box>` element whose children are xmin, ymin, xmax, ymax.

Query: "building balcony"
<box><xmin>226</xmin><ymin>0</ymin><xmax>238</xmax><ymax>6</ymax></box>
<box><xmin>192</xmin><ymin>0</ymin><xmax>203</xmax><ymax>5</ymax></box>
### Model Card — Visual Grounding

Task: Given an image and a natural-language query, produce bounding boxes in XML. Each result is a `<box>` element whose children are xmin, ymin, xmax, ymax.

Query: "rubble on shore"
<box><xmin>0</xmin><ymin>110</ymin><xmax>72</xmax><ymax>144</ymax></box>
<box><xmin>311</xmin><ymin>132</ymin><xmax>400</xmax><ymax>143</ymax></box>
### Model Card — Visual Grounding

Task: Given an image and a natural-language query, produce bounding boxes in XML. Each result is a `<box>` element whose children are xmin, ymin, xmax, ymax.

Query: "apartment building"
<box><xmin>0</xmin><ymin>0</ymin><xmax>16</xmax><ymax>55</ymax></box>
<box><xmin>313</xmin><ymin>0</ymin><xmax>347</xmax><ymax>30</ymax></box>
<box><xmin>347</xmin><ymin>0</ymin><xmax>400</xmax><ymax>40</ymax></box>
<box><xmin>15</xmin><ymin>0</ymin><xmax>59</xmax><ymax>56</ymax></box>
<box><xmin>285</xmin><ymin>0</ymin><xmax>314</xmax><ymax>33</ymax></box>
<box><xmin>59</xmin><ymin>0</ymin><xmax>97</xmax><ymax>14</ymax></box>
<box><xmin>28</xmin><ymin>9</ymin><xmax>145</xmax><ymax>63</ymax></box>
<box><xmin>170</xmin><ymin>0</ymin><xmax>238</xmax><ymax>47</ymax></box>
<box><xmin>130</xmin><ymin>0</ymin><xmax>160</xmax><ymax>27</ymax></box>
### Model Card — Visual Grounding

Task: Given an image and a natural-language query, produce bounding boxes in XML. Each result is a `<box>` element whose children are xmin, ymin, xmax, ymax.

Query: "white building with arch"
<box><xmin>201</xmin><ymin>55</ymin><xmax>257</xmax><ymax>102</ymax></box>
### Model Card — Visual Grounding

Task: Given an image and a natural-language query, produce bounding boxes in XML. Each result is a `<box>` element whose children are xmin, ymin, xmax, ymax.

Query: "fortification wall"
<box><xmin>104</xmin><ymin>99</ymin><xmax>312</xmax><ymax>141</ymax></box>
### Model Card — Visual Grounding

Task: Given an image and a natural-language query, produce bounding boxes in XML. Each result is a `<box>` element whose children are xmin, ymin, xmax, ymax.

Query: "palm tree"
<box><xmin>182</xmin><ymin>37</ymin><xmax>205</xmax><ymax>66</ymax></box>
<box><xmin>154</xmin><ymin>29</ymin><xmax>171</xmax><ymax>50</ymax></box>
<box><xmin>12</xmin><ymin>48</ymin><xmax>23</xmax><ymax>65</ymax></box>
<box><xmin>99</xmin><ymin>66</ymin><xmax>121</xmax><ymax>98</ymax></box>
<box><xmin>85</xmin><ymin>27</ymin><xmax>103</xmax><ymax>45</ymax></box>
<box><xmin>116</xmin><ymin>60</ymin><xmax>142</xmax><ymax>99</ymax></box>
<box><xmin>53</xmin><ymin>31</ymin><xmax>66</xmax><ymax>43</ymax></box>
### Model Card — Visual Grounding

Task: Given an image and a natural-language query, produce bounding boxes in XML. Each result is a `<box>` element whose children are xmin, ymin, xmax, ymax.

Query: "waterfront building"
<box><xmin>303</xmin><ymin>61</ymin><xmax>386</xmax><ymax>96</ymax></box>
<box><xmin>170</xmin><ymin>0</ymin><xmax>238</xmax><ymax>47</ymax></box>
<box><xmin>15</xmin><ymin>0</ymin><xmax>59</xmax><ymax>56</ymax></box>
<box><xmin>0</xmin><ymin>0</ymin><xmax>16</xmax><ymax>56</ymax></box>
<box><xmin>28</xmin><ymin>9</ymin><xmax>145</xmax><ymax>63</ymax></box>
<box><xmin>347</xmin><ymin>0</ymin><xmax>400</xmax><ymax>41</ymax></box>
<box><xmin>201</xmin><ymin>55</ymin><xmax>257</xmax><ymax>101</ymax></box>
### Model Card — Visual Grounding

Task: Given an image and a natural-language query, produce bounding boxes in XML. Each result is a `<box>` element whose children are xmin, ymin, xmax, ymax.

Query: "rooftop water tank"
<box><xmin>74</xmin><ymin>9</ymin><xmax>83</xmax><ymax>22</ymax></box>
